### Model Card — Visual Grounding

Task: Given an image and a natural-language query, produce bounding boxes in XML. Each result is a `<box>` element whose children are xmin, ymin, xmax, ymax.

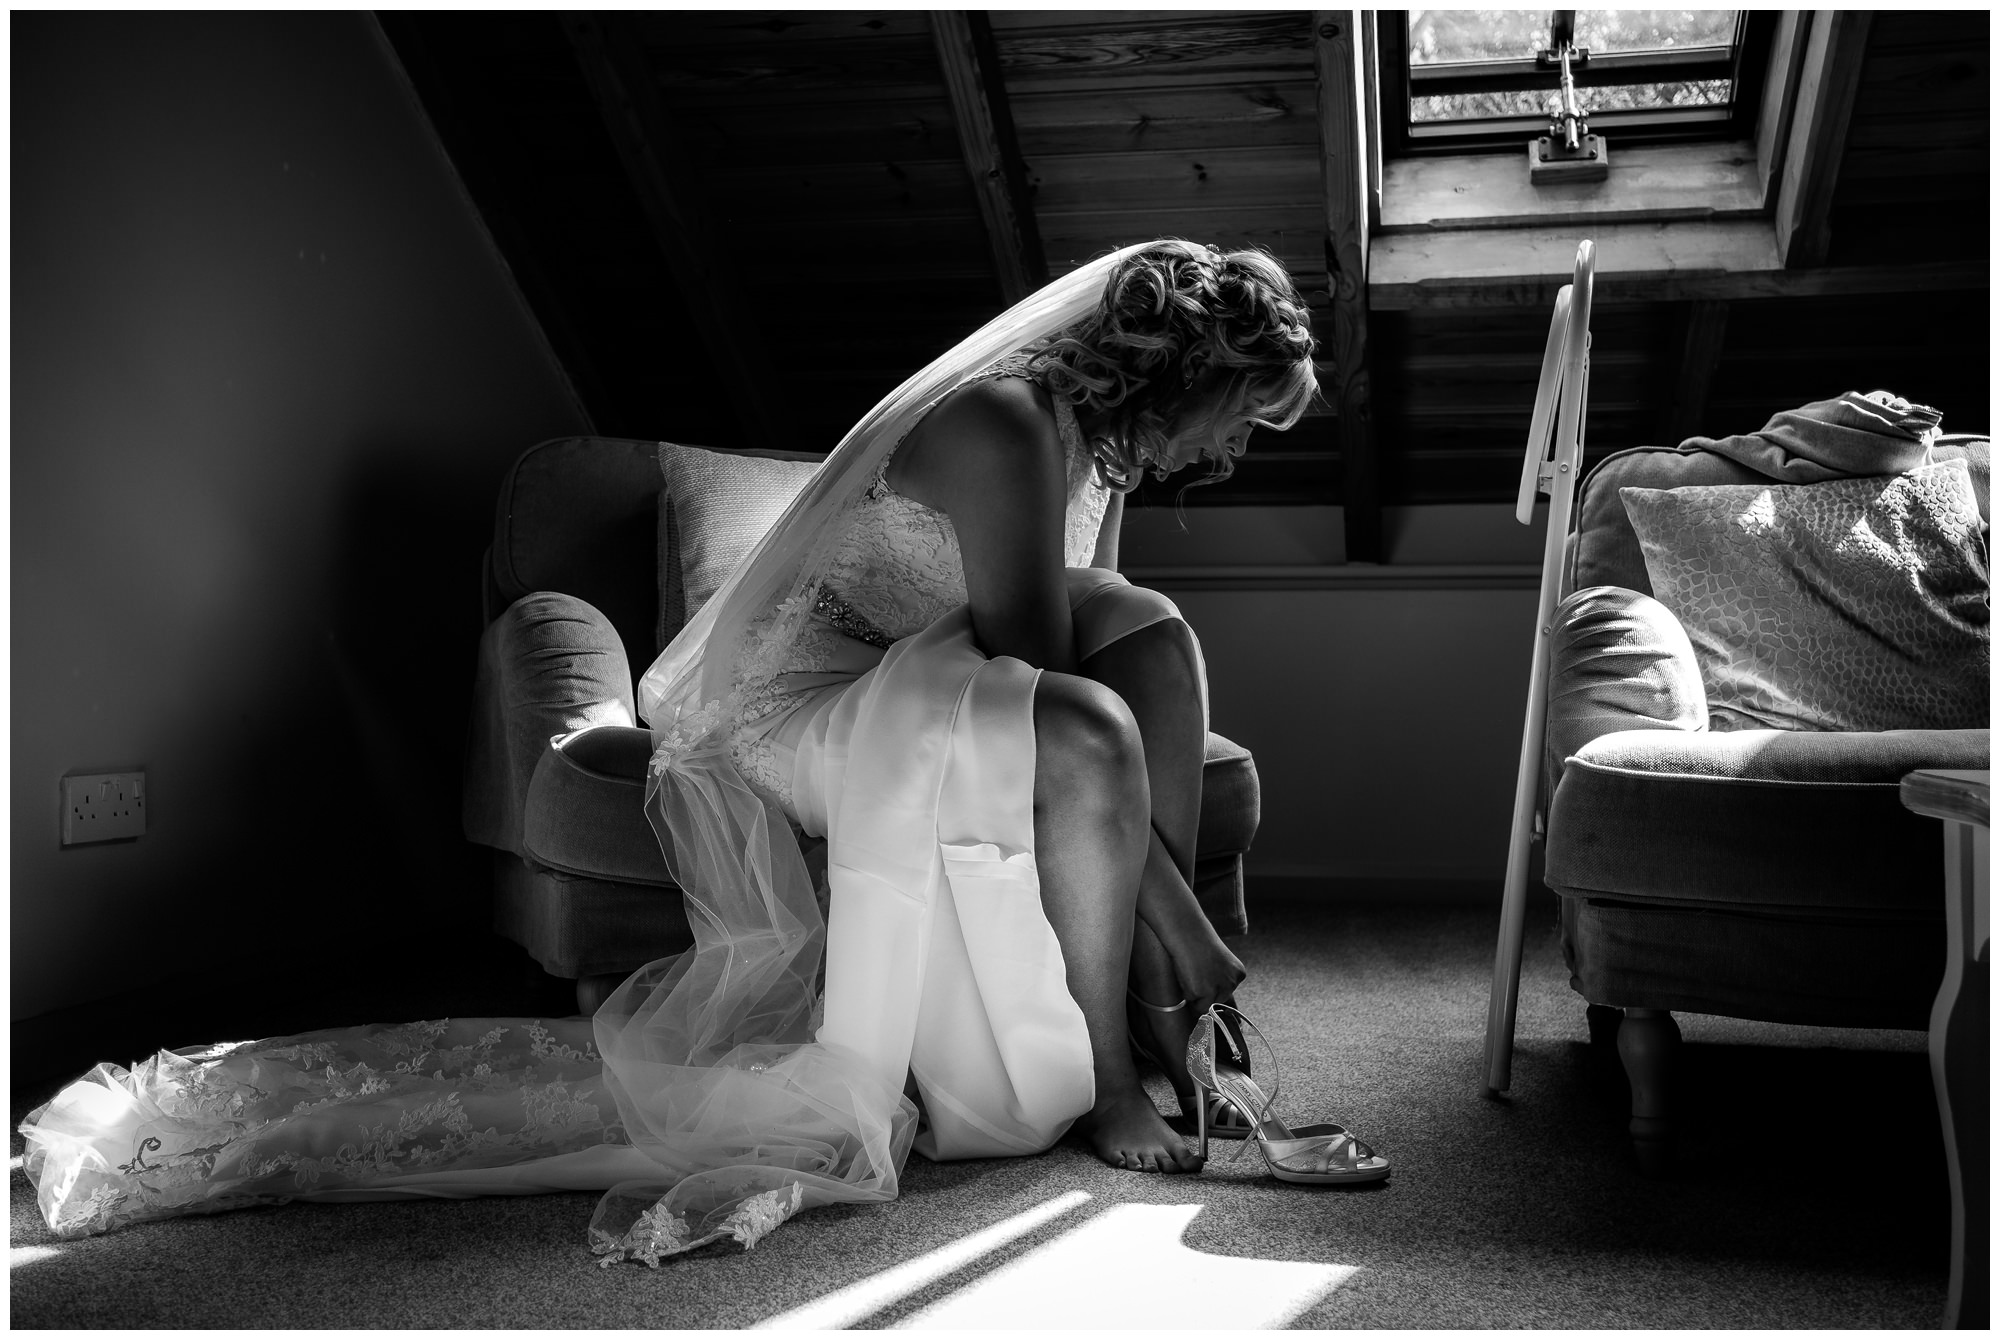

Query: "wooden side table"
<box><xmin>1901</xmin><ymin>768</ymin><xmax>1989</xmax><ymax>1330</ymax></box>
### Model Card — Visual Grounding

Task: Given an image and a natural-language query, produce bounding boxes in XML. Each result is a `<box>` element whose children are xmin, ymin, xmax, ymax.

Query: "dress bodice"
<box><xmin>811</xmin><ymin>372</ymin><xmax>1109</xmax><ymax>648</ymax></box>
<box><xmin>726</xmin><ymin>361</ymin><xmax>1110</xmax><ymax>802</ymax></box>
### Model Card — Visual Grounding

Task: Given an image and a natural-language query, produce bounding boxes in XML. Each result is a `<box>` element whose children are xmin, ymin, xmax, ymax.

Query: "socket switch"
<box><xmin>62</xmin><ymin>771</ymin><xmax>146</xmax><ymax>845</ymax></box>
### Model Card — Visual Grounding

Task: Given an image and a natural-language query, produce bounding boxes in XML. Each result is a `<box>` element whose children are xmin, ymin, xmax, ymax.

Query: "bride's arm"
<box><xmin>885</xmin><ymin>378</ymin><xmax>1077</xmax><ymax>672</ymax></box>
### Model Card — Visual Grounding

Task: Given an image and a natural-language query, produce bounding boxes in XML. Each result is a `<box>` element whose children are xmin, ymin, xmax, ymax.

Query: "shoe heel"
<box><xmin>1186</xmin><ymin>1008</ymin><xmax>1220</xmax><ymax>1160</ymax></box>
<box><xmin>1195</xmin><ymin>1064</ymin><xmax>1210</xmax><ymax>1160</ymax></box>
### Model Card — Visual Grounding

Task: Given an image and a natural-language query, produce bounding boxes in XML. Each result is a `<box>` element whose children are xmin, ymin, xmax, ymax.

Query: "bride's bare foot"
<box><xmin>1078</xmin><ymin>1087</ymin><xmax>1204</xmax><ymax>1173</ymax></box>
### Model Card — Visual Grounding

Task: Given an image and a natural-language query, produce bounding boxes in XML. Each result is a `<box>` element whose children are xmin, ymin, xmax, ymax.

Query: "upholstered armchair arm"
<box><xmin>1545</xmin><ymin>586</ymin><xmax>1708</xmax><ymax>783</ymax></box>
<box><xmin>463</xmin><ymin>592</ymin><xmax>636</xmax><ymax>856</ymax></box>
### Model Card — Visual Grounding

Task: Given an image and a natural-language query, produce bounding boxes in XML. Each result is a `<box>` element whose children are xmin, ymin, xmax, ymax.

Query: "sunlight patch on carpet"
<box><xmin>897</xmin><ymin>1203</ymin><xmax>1357</xmax><ymax>1330</ymax></box>
<box><xmin>12</xmin><ymin>1246</ymin><xmax>62</xmax><ymax>1268</ymax></box>
<box><xmin>755</xmin><ymin>1190</ymin><xmax>1093</xmax><ymax>1330</ymax></box>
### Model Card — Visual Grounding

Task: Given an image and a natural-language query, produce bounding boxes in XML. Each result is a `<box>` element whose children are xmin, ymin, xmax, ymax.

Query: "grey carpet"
<box><xmin>10</xmin><ymin>899</ymin><xmax>1950</xmax><ymax>1328</ymax></box>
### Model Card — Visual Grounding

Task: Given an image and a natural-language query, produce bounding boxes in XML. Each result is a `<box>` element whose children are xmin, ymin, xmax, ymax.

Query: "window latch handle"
<box><xmin>1547</xmin><ymin>41</ymin><xmax>1589</xmax><ymax>151</ymax></box>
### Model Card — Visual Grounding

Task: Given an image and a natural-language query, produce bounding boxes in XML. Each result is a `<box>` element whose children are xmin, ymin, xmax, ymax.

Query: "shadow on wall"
<box><xmin>9</xmin><ymin>455</ymin><xmax>533</xmax><ymax>1051</ymax></box>
<box><xmin>9</xmin><ymin>10</ymin><xmax>590</xmax><ymax>1024</ymax></box>
<box><xmin>321</xmin><ymin>450</ymin><xmax>499</xmax><ymax>934</ymax></box>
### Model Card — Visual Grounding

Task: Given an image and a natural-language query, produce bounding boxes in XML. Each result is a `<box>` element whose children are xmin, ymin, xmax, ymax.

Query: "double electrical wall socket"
<box><xmin>62</xmin><ymin>771</ymin><xmax>146</xmax><ymax>845</ymax></box>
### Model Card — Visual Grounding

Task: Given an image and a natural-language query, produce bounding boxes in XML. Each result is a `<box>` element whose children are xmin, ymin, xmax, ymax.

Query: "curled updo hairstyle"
<box><xmin>1028</xmin><ymin>239</ymin><xmax>1318</xmax><ymax>491</ymax></box>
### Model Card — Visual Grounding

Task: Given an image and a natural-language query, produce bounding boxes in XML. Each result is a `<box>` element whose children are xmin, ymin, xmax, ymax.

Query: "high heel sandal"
<box><xmin>1126</xmin><ymin>991</ymin><xmax>1253</xmax><ymax>1141</ymax></box>
<box><xmin>1185</xmin><ymin>1003</ymin><xmax>1391</xmax><ymax>1185</ymax></box>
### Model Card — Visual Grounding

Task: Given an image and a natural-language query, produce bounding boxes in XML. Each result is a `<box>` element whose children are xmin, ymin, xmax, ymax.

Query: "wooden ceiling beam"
<box><xmin>562</xmin><ymin>12</ymin><xmax>781</xmax><ymax>451</ymax></box>
<box><xmin>1775</xmin><ymin>9</ymin><xmax>1873</xmax><ymax>268</ymax></box>
<box><xmin>1313</xmin><ymin>9</ymin><xmax>1380</xmax><ymax>563</ymax></box>
<box><xmin>931</xmin><ymin>11</ymin><xmax>1046</xmax><ymax>305</ymax></box>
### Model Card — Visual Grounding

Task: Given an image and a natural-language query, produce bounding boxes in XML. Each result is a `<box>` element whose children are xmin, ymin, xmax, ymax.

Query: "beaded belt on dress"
<box><xmin>812</xmin><ymin>583</ymin><xmax>896</xmax><ymax>649</ymax></box>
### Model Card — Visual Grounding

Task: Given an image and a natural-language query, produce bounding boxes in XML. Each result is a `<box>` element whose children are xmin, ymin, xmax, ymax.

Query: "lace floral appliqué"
<box><xmin>22</xmin><ymin>1017</ymin><xmax>623</xmax><ymax>1240</ymax></box>
<box><xmin>590</xmin><ymin>1181</ymin><xmax>808</xmax><ymax>1268</ymax></box>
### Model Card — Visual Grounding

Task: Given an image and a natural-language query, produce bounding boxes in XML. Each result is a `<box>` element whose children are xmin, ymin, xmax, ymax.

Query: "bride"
<box><xmin>21</xmin><ymin>240</ymin><xmax>1373</xmax><ymax>1266</ymax></box>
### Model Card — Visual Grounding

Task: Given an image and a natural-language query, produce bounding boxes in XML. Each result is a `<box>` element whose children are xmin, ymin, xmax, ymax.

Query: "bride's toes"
<box><xmin>1084</xmin><ymin>1091</ymin><xmax>1200</xmax><ymax>1174</ymax></box>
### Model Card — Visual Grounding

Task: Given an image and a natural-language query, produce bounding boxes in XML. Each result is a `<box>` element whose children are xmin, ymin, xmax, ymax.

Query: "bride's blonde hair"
<box><xmin>1027</xmin><ymin>239</ymin><xmax>1319</xmax><ymax>491</ymax></box>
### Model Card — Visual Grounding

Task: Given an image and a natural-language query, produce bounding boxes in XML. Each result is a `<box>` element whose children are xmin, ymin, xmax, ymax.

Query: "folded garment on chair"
<box><xmin>1680</xmin><ymin>389</ymin><xmax>1943</xmax><ymax>483</ymax></box>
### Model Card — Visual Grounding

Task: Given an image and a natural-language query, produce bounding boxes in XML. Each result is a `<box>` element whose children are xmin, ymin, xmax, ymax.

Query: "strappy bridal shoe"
<box><xmin>1126</xmin><ymin>991</ymin><xmax>1253</xmax><ymax>1140</ymax></box>
<box><xmin>1185</xmin><ymin>1003</ymin><xmax>1391</xmax><ymax>1185</ymax></box>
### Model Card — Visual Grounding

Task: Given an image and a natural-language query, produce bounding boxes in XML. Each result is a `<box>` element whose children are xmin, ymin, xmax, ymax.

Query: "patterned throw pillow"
<box><xmin>657</xmin><ymin>443</ymin><xmax>821</xmax><ymax>648</ymax></box>
<box><xmin>1620</xmin><ymin>459</ymin><xmax>1989</xmax><ymax>732</ymax></box>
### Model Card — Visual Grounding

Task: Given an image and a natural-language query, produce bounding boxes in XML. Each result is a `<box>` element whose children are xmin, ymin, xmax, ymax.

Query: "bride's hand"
<box><xmin>1167</xmin><ymin>928</ymin><xmax>1246</xmax><ymax>1018</ymax></box>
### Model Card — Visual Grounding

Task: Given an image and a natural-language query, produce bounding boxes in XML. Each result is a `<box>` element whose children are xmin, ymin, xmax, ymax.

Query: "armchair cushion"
<box><xmin>656</xmin><ymin>443</ymin><xmax>822</xmax><ymax>648</ymax></box>
<box><xmin>463</xmin><ymin>593</ymin><xmax>635</xmax><ymax>856</ymax></box>
<box><xmin>1621</xmin><ymin>459</ymin><xmax>1989</xmax><ymax>732</ymax></box>
<box><xmin>521</xmin><ymin>724</ymin><xmax>669</xmax><ymax>886</ymax></box>
<box><xmin>1546</xmin><ymin>726</ymin><xmax>1990</xmax><ymax>916</ymax></box>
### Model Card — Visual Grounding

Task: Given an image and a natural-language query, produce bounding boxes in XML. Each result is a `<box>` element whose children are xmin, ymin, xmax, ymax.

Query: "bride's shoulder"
<box><xmin>951</xmin><ymin>368</ymin><xmax>1055</xmax><ymax>422</ymax></box>
<box><xmin>912</xmin><ymin>371</ymin><xmax>1059</xmax><ymax>454</ymax></box>
<box><xmin>888</xmin><ymin>373</ymin><xmax>1064</xmax><ymax>509</ymax></box>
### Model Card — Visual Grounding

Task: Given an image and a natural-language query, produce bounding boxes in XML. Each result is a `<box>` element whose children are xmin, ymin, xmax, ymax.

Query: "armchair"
<box><xmin>1484</xmin><ymin>244</ymin><xmax>1991</xmax><ymax>1166</ymax></box>
<box><xmin>462</xmin><ymin>436</ymin><xmax>1264</xmax><ymax>1012</ymax></box>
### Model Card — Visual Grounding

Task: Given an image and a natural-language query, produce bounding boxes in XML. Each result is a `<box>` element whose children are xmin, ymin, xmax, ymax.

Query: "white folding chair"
<box><xmin>1482</xmin><ymin>238</ymin><xmax>1595</xmax><ymax>1096</ymax></box>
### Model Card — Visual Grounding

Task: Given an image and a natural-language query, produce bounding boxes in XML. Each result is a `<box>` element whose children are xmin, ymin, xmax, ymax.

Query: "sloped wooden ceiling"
<box><xmin>383</xmin><ymin>9</ymin><xmax>1989</xmax><ymax>523</ymax></box>
<box><xmin>602</xmin><ymin>10</ymin><xmax>1016</xmax><ymax>453</ymax></box>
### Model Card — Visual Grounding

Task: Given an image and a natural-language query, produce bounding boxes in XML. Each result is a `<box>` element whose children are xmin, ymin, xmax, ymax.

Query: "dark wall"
<box><xmin>12</xmin><ymin>12</ymin><xmax>590</xmax><ymax>1020</ymax></box>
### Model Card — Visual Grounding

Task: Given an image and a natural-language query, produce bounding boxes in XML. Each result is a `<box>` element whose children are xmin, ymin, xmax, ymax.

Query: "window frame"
<box><xmin>1380</xmin><ymin>9</ymin><xmax>1778</xmax><ymax>157</ymax></box>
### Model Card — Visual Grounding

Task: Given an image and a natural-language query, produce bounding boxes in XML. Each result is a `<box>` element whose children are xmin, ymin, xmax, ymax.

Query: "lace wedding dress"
<box><xmin>20</xmin><ymin>322</ymin><xmax>1203</xmax><ymax>1264</ymax></box>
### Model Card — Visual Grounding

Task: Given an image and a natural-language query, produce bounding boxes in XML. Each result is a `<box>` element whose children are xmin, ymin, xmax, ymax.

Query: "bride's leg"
<box><xmin>1032</xmin><ymin>671</ymin><xmax>1202</xmax><ymax>1174</ymax></box>
<box><xmin>1080</xmin><ymin>618</ymin><xmax>1204</xmax><ymax>875</ymax></box>
<box><xmin>1080</xmin><ymin>617</ymin><xmax>1238</xmax><ymax>1095</ymax></box>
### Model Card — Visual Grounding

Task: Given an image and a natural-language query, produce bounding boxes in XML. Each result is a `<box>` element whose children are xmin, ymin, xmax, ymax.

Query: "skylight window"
<box><xmin>1382</xmin><ymin>9</ymin><xmax>1773</xmax><ymax>155</ymax></box>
